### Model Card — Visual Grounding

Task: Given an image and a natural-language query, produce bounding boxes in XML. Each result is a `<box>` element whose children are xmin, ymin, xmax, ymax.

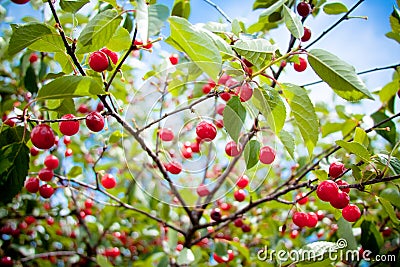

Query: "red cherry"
<box><xmin>381</xmin><ymin>227</ymin><xmax>392</xmax><ymax>237</ymax></box>
<box><xmin>104</xmin><ymin>247</ymin><xmax>120</xmax><ymax>257</ymax></box>
<box><xmin>30</xmin><ymin>146</ymin><xmax>40</xmax><ymax>156</ymax></box>
<box><xmin>63</xmin><ymin>136</ymin><xmax>71</xmax><ymax>145</ymax></box>
<box><xmin>85</xmin><ymin>111</ymin><xmax>105</xmax><ymax>132</ymax></box>
<box><xmin>227</xmin><ymin>250</ymin><xmax>234</xmax><ymax>262</ymax></box>
<box><xmin>213</xmin><ymin>253</ymin><xmax>225</xmax><ymax>263</ymax></box>
<box><xmin>329</xmin><ymin>162</ymin><xmax>345</xmax><ymax>178</ymax></box>
<box><xmin>236</xmin><ymin>175</ymin><xmax>249</xmax><ymax>189</ymax></box>
<box><xmin>191</xmin><ymin>141</ymin><xmax>201</xmax><ymax>153</ymax></box>
<box><xmin>236</xmin><ymin>83</ymin><xmax>253</xmax><ymax>102</ymax></box>
<box><xmin>88</xmin><ymin>51</ymin><xmax>109</xmax><ymax>72</ymax></box>
<box><xmin>208</xmin><ymin>78</ymin><xmax>216</xmax><ymax>88</ymax></box>
<box><xmin>219</xmin><ymin>203</ymin><xmax>231</xmax><ymax>211</ymax></box>
<box><xmin>397</xmin><ymin>89</ymin><xmax>400</xmax><ymax>99</ymax></box>
<box><xmin>330</xmin><ymin>191</ymin><xmax>350</xmax><ymax>209</ymax></box>
<box><xmin>290</xmin><ymin>230</ymin><xmax>299</xmax><ymax>239</ymax></box>
<box><xmin>84</xmin><ymin>199</ymin><xmax>93</xmax><ymax>210</ymax></box>
<box><xmin>30</xmin><ymin>124</ymin><xmax>55</xmax><ymax>150</ymax></box>
<box><xmin>0</xmin><ymin>256</ymin><xmax>13</xmax><ymax>266</ymax></box>
<box><xmin>295</xmin><ymin>192</ymin><xmax>309</xmax><ymax>205</ymax></box>
<box><xmin>294</xmin><ymin>57</ymin><xmax>307</xmax><ymax>72</ymax></box>
<box><xmin>216</xmin><ymin>104</ymin><xmax>225</xmax><ymax>116</ymax></box>
<box><xmin>39</xmin><ymin>184</ymin><xmax>55</xmax><ymax>198</ymax></box>
<box><xmin>297</xmin><ymin>2</ymin><xmax>312</xmax><ymax>17</ymax></box>
<box><xmin>259</xmin><ymin>146</ymin><xmax>276</xmax><ymax>164</ymax></box>
<box><xmin>234</xmin><ymin>218</ymin><xmax>243</xmax><ymax>227</ymax></box>
<box><xmin>44</xmin><ymin>154</ymin><xmax>59</xmax><ymax>170</ymax></box>
<box><xmin>101</xmin><ymin>173</ymin><xmax>117</xmax><ymax>189</ymax></box>
<box><xmin>218</xmin><ymin>74</ymin><xmax>231</xmax><ymax>85</ymax></box>
<box><xmin>65</xmin><ymin>148</ymin><xmax>73</xmax><ymax>157</ymax></box>
<box><xmin>143</xmin><ymin>41</ymin><xmax>152</xmax><ymax>49</ymax></box>
<box><xmin>241</xmin><ymin>224</ymin><xmax>251</xmax><ymax>232</ymax></box>
<box><xmin>159</xmin><ymin>128</ymin><xmax>174</xmax><ymax>141</ymax></box>
<box><xmin>25</xmin><ymin>177</ymin><xmax>39</xmax><ymax>193</ymax></box>
<box><xmin>219</xmin><ymin>92</ymin><xmax>232</xmax><ymax>102</ymax></box>
<box><xmin>280</xmin><ymin>60</ymin><xmax>287</xmax><ymax>68</ymax></box>
<box><xmin>234</xmin><ymin>189</ymin><xmax>246</xmax><ymax>202</ymax></box>
<box><xmin>166</xmin><ymin>161</ymin><xmax>182</xmax><ymax>175</ymax></box>
<box><xmin>342</xmin><ymin>204</ymin><xmax>361</xmax><ymax>222</ymax></box>
<box><xmin>3</xmin><ymin>118</ymin><xmax>16</xmax><ymax>127</ymax></box>
<box><xmin>196</xmin><ymin>121</ymin><xmax>217</xmax><ymax>141</ymax></box>
<box><xmin>316</xmin><ymin>210</ymin><xmax>324</xmax><ymax>221</ymax></box>
<box><xmin>225</xmin><ymin>141</ymin><xmax>241</xmax><ymax>157</ymax></box>
<box><xmin>77</xmin><ymin>104</ymin><xmax>89</xmax><ymax>114</ymax></box>
<box><xmin>336</xmin><ymin>179</ymin><xmax>350</xmax><ymax>193</ymax></box>
<box><xmin>29</xmin><ymin>53</ymin><xmax>39</xmax><ymax>63</ymax></box>
<box><xmin>46</xmin><ymin>216</ymin><xmax>55</xmax><ymax>226</ymax></box>
<box><xmin>11</xmin><ymin>0</ymin><xmax>29</xmax><ymax>4</ymax></box>
<box><xmin>202</xmin><ymin>84</ymin><xmax>212</xmax><ymax>94</ymax></box>
<box><xmin>316</xmin><ymin>180</ymin><xmax>339</xmax><ymax>202</ymax></box>
<box><xmin>292</xmin><ymin>211</ymin><xmax>308</xmax><ymax>228</ymax></box>
<box><xmin>59</xmin><ymin>114</ymin><xmax>80</xmax><ymax>136</ymax></box>
<box><xmin>301</xmin><ymin>26</ymin><xmax>312</xmax><ymax>42</ymax></box>
<box><xmin>176</xmin><ymin>244</ymin><xmax>184</xmax><ymax>251</ymax></box>
<box><xmin>38</xmin><ymin>168</ymin><xmax>54</xmax><ymax>181</ymax></box>
<box><xmin>96</xmin><ymin>101</ymin><xmax>104</xmax><ymax>112</ymax></box>
<box><xmin>306</xmin><ymin>212</ymin><xmax>318</xmax><ymax>228</ymax></box>
<box><xmin>181</xmin><ymin>147</ymin><xmax>192</xmax><ymax>159</ymax></box>
<box><xmin>25</xmin><ymin>215</ymin><xmax>36</xmax><ymax>225</ymax></box>
<box><xmin>196</xmin><ymin>183</ymin><xmax>210</xmax><ymax>197</ymax></box>
<box><xmin>215</xmin><ymin>119</ymin><xmax>224</xmax><ymax>128</ymax></box>
<box><xmin>169</xmin><ymin>54</ymin><xmax>179</xmax><ymax>65</ymax></box>
<box><xmin>100</xmin><ymin>48</ymin><xmax>118</xmax><ymax>65</ymax></box>
<box><xmin>210</xmin><ymin>208</ymin><xmax>222</xmax><ymax>221</ymax></box>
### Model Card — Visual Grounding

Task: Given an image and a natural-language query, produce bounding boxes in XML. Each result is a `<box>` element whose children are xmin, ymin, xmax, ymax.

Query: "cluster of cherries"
<box><xmin>292</xmin><ymin>161</ymin><xmax>361</xmax><ymax>230</ymax></box>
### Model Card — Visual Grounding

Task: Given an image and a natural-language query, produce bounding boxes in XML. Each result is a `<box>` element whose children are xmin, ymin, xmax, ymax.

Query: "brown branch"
<box><xmin>20</xmin><ymin>250</ymin><xmax>95</xmax><ymax>263</ymax></box>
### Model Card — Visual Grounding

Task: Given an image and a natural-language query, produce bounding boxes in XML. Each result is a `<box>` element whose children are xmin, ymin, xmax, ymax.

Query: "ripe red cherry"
<box><xmin>25</xmin><ymin>177</ymin><xmax>39</xmax><ymax>193</ymax></box>
<box><xmin>210</xmin><ymin>208</ymin><xmax>222</xmax><ymax>221</ymax></box>
<box><xmin>336</xmin><ymin>179</ymin><xmax>350</xmax><ymax>193</ymax></box>
<box><xmin>329</xmin><ymin>162</ymin><xmax>345</xmax><ymax>178</ymax></box>
<box><xmin>236</xmin><ymin>83</ymin><xmax>253</xmax><ymax>102</ymax></box>
<box><xmin>88</xmin><ymin>51</ymin><xmax>109</xmax><ymax>72</ymax></box>
<box><xmin>293</xmin><ymin>211</ymin><xmax>308</xmax><ymax>228</ymax></box>
<box><xmin>295</xmin><ymin>192</ymin><xmax>308</xmax><ymax>205</ymax></box>
<box><xmin>191</xmin><ymin>141</ymin><xmax>201</xmax><ymax>153</ymax></box>
<box><xmin>0</xmin><ymin>256</ymin><xmax>13</xmax><ymax>266</ymax></box>
<box><xmin>196</xmin><ymin>121</ymin><xmax>217</xmax><ymax>141</ymax></box>
<box><xmin>169</xmin><ymin>54</ymin><xmax>179</xmax><ymax>65</ymax></box>
<box><xmin>342</xmin><ymin>204</ymin><xmax>361</xmax><ymax>222</ymax></box>
<box><xmin>63</xmin><ymin>136</ymin><xmax>71</xmax><ymax>145</ymax></box>
<box><xmin>234</xmin><ymin>218</ymin><xmax>243</xmax><ymax>227</ymax></box>
<box><xmin>234</xmin><ymin>189</ymin><xmax>246</xmax><ymax>202</ymax></box>
<box><xmin>215</xmin><ymin>119</ymin><xmax>224</xmax><ymax>128</ymax></box>
<box><xmin>59</xmin><ymin>114</ymin><xmax>80</xmax><ymax>136</ymax></box>
<box><xmin>143</xmin><ymin>41</ymin><xmax>153</xmax><ymax>49</ymax></box>
<box><xmin>216</xmin><ymin>104</ymin><xmax>225</xmax><ymax>115</ymax></box>
<box><xmin>297</xmin><ymin>2</ymin><xmax>312</xmax><ymax>17</ymax></box>
<box><xmin>30</xmin><ymin>146</ymin><xmax>40</xmax><ymax>156</ymax></box>
<box><xmin>38</xmin><ymin>168</ymin><xmax>54</xmax><ymax>181</ymax></box>
<box><xmin>316</xmin><ymin>180</ymin><xmax>339</xmax><ymax>202</ymax></box>
<box><xmin>181</xmin><ymin>147</ymin><xmax>192</xmax><ymax>159</ymax></box>
<box><xmin>294</xmin><ymin>57</ymin><xmax>307</xmax><ymax>72</ymax></box>
<box><xmin>104</xmin><ymin>247</ymin><xmax>120</xmax><ymax>257</ymax></box>
<box><xmin>330</xmin><ymin>191</ymin><xmax>350</xmax><ymax>209</ymax></box>
<box><xmin>196</xmin><ymin>183</ymin><xmax>210</xmax><ymax>197</ymax></box>
<box><xmin>306</xmin><ymin>212</ymin><xmax>318</xmax><ymax>228</ymax></box>
<box><xmin>85</xmin><ymin>199</ymin><xmax>94</xmax><ymax>209</ymax></box>
<box><xmin>159</xmin><ymin>128</ymin><xmax>174</xmax><ymax>141</ymax></box>
<box><xmin>301</xmin><ymin>26</ymin><xmax>312</xmax><ymax>42</ymax></box>
<box><xmin>25</xmin><ymin>215</ymin><xmax>36</xmax><ymax>225</ymax></box>
<box><xmin>218</xmin><ymin>74</ymin><xmax>231</xmax><ymax>85</ymax></box>
<box><xmin>213</xmin><ymin>253</ymin><xmax>225</xmax><ymax>263</ymax></box>
<box><xmin>166</xmin><ymin>161</ymin><xmax>182</xmax><ymax>175</ymax></box>
<box><xmin>290</xmin><ymin>229</ymin><xmax>299</xmax><ymax>239</ymax></box>
<box><xmin>259</xmin><ymin>146</ymin><xmax>276</xmax><ymax>164</ymax></box>
<box><xmin>39</xmin><ymin>184</ymin><xmax>55</xmax><ymax>198</ymax></box>
<box><xmin>225</xmin><ymin>141</ymin><xmax>241</xmax><ymax>157</ymax></box>
<box><xmin>236</xmin><ymin>175</ymin><xmax>249</xmax><ymax>189</ymax></box>
<box><xmin>65</xmin><ymin>148</ymin><xmax>73</xmax><ymax>157</ymax></box>
<box><xmin>316</xmin><ymin>210</ymin><xmax>325</xmax><ymax>221</ymax></box>
<box><xmin>96</xmin><ymin>101</ymin><xmax>104</xmax><ymax>112</ymax></box>
<box><xmin>85</xmin><ymin>111</ymin><xmax>105</xmax><ymax>132</ymax></box>
<box><xmin>101</xmin><ymin>173</ymin><xmax>117</xmax><ymax>189</ymax></box>
<box><xmin>219</xmin><ymin>203</ymin><xmax>231</xmax><ymax>211</ymax></box>
<box><xmin>44</xmin><ymin>154</ymin><xmax>59</xmax><ymax>170</ymax></box>
<box><xmin>100</xmin><ymin>48</ymin><xmax>118</xmax><ymax>65</ymax></box>
<box><xmin>77</xmin><ymin>104</ymin><xmax>89</xmax><ymax>114</ymax></box>
<box><xmin>381</xmin><ymin>227</ymin><xmax>392</xmax><ymax>237</ymax></box>
<box><xmin>202</xmin><ymin>84</ymin><xmax>212</xmax><ymax>94</ymax></box>
<box><xmin>241</xmin><ymin>224</ymin><xmax>251</xmax><ymax>232</ymax></box>
<box><xmin>11</xmin><ymin>0</ymin><xmax>29</xmax><ymax>4</ymax></box>
<box><xmin>29</xmin><ymin>53</ymin><xmax>38</xmax><ymax>63</ymax></box>
<box><xmin>397</xmin><ymin>89</ymin><xmax>400</xmax><ymax>99</ymax></box>
<box><xmin>219</xmin><ymin>92</ymin><xmax>232</xmax><ymax>102</ymax></box>
<box><xmin>30</xmin><ymin>124</ymin><xmax>55</xmax><ymax>149</ymax></box>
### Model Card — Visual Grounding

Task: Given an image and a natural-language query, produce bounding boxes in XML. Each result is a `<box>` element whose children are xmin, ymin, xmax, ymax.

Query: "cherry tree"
<box><xmin>0</xmin><ymin>0</ymin><xmax>399</xmax><ymax>266</ymax></box>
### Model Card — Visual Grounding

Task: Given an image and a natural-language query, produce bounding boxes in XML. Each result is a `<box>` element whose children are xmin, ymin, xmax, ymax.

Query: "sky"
<box><xmin>2</xmin><ymin>0</ymin><xmax>400</xmax><ymax>112</ymax></box>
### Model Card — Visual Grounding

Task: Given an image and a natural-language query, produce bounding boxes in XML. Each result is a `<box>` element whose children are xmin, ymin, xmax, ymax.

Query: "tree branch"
<box><xmin>202</xmin><ymin>0</ymin><xmax>232</xmax><ymax>23</ymax></box>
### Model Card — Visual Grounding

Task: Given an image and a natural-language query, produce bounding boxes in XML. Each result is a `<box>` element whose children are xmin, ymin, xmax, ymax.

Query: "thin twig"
<box><xmin>202</xmin><ymin>0</ymin><xmax>232</xmax><ymax>23</ymax></box>
<box><xmin>20</xmin><ymin>250</ymin><xmax>95</xmax><ymax>263</ymax></box>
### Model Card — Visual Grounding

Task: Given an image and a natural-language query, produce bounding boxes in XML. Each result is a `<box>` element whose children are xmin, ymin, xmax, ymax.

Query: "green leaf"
<box><xmin>167</xmin><ymin>16</ymin><xmax>222</xmax><ymax>81</ymax></box>
<box><xmin>370</xmin><ymin>111</ymin><xmax>397</xmax><ymax>146</ymax></box>
<box><xmin>375</xmin><ymin>154</ymin><xmax>400</xmax><ymax>176</ymax></box>
<box><xmin>308</xmin><ymin>49</ymin><xmax>374</xmax><ymax>101</ymax></box>
<box><xmin>60</xmin><ymin>0</ymin><xmax>89</xmax><ymax>13</ymax></box>
<box><xmin>361</xmin><ymin>221</ymin><xmax>383</xmax><ymax>255</ymax></box>
<box><xmin>390</xmin><ymin>6</ymin><xmax>400</xmax><ymax>34</ymax></box>
<box><xmin>253</xmin><ymin>0</ymin><xmax>282</xmax><ymax>10</ymax></box>
<box><xmin>8</xmin><ymin>23</ymin><xmax>55</xmax><ymax>55</ymax></box>
<box><xmin>136</xmin><ymin>0</ymin><xmax>149</xmax><ymax>43</ymax></box>
<box><xmin>172</xmin><ymin>0</ymin><xmax>190</xmax><ymax>19</ymax></box>
<box><xmin>335</xmin><ymin>140</ymin><xmax>371</xmax><ymax>163</ymax></box>
<box><xmin>223</xmin><ymin>96</ymin><xmax>246</xmax><ymax>143</ymax></box>
<box><xmin>298</xmin><ymin>241</ymin><xmax>342</xmax><ymax>263</ymax></box>
<box><xmin>282</xmin><ymin>83</ymin><xmax>319</xmax><ymax>156</ymax></box>
<box><xmin>109</xmin><ymin>131</ymin><xmax>127</xmax><ymax>143</ymax></box>
<box><xmin>198</xmin><ymin>27</ymin><xmax>235</xmax><ymax>59</ymax></box>
<box><xmin>68</xmin><ymin>166</ymin><xmax>82</xmax><ymax>178</ymax></box>
<box><xmin>243</xmin><ymin>140</ymin><xmax>261</xmax><ymax>169</ymax></box>
<box><xmin>149</xmin><ymin>5</ymin><xmax>170</xmax><ymax>36</ymax></box>
<box><xmin>323</xmin><ymin>2</ymin><xmax>348</xmax><ymax>15</ymax></box>
<box><xmin>279</xmin><ymin>130</ymin><xmax>295</xmax><ymax>158</ymax></box>
<box><xmin>96</xmin><ymin>255</ymin><xmax>113</xmax><ymax>267</ymax></box>
<box><xmin>37</xmin><ymin>76</ymin><xmax>104</xmax><ymax>99</ymax></box>
<box><xmin>232</xmin><ymin>39</ymin><xmax>277</xmax><ymax>67</ymax></box>
<box><xmin>24</xmin><ymin>65</ymin><xmax>38</xmax><ymax>94</ymax></box>
<box><xmin>227</xmin><ymin>241</ymin><xmax>250</xmax><ymax>262</ymax></box>
<box><xmin>378</xmin><ymin>197</ymin><xmax>400</xmax><ymax>225</ymax></box>
<box><xmin>386</xmin><ymin>31</ymin><xmax>400</xmax><ymax>44</ymax></box>
<box><xmin>380</xmin><ymin>188</ymin><xmax>400</xmax><ymax>209</ymax></box>
<box><xmin>76</xmin><ymin>10</ymin><xmax>122</xmax><ymax>53</ymax></box>
<box><xmin>321</xmin><ymin>122</ymin><xmax>342</xmax><ymax>137</ymax></box>
<box><xmin>46</xmin><ymin>98</ymin><xmax>76</xmax><ymax>116</ymax></box>
<box><xmin>337</xmin><ymin>217</ymin><xmax>357</xmax><ymax>250</ymax></box>
<box><xmin>282</xmin><ymin>5</ymin><xmax>304</xmax><ymax>39</ymax></box>
<box><xmin>354</xmin><ymin>127</ymin><xmax>369</xmax><ymax>148</ymax></box>
<box><xmin>215</xmin><ymin>242</ymin><xmax>227</xmax><ymax>257</ymax></box>
<box><xmin>105</xmin><ymin>27</ymin><xmax>131</xmax><ymax>52</ymax></box>
<box><xmin>313</xmin><ymin>169</ymin><xmax>328</xmax><ymax>181</ymax></box>
<box><xmin>177</xmin><ymin>248</ymin><xmax>195</xmax><ymax>265</ymax></box>
<box><xmin>28</xmin><ymin>33</ymin><xmax>66</xmax><ymax>53</ymax></box>
<box><xmin>0</xmin><ymin>128</ymin><xmax>29</xmax><ymax>204</ymax></box>
<box><xmin>259</xmin><ymin>0</ymin><xmax>286</xmax><ymax>18</ymax></box>
<box><xmin>379</xmin><ymin>80</ymin><xmax>399</xmax><ymax>103</ymax></box>
<box><xmin>252</xmin><ymin>86</ymin><xmax>286</xmax><ymax>133</ymax></box>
